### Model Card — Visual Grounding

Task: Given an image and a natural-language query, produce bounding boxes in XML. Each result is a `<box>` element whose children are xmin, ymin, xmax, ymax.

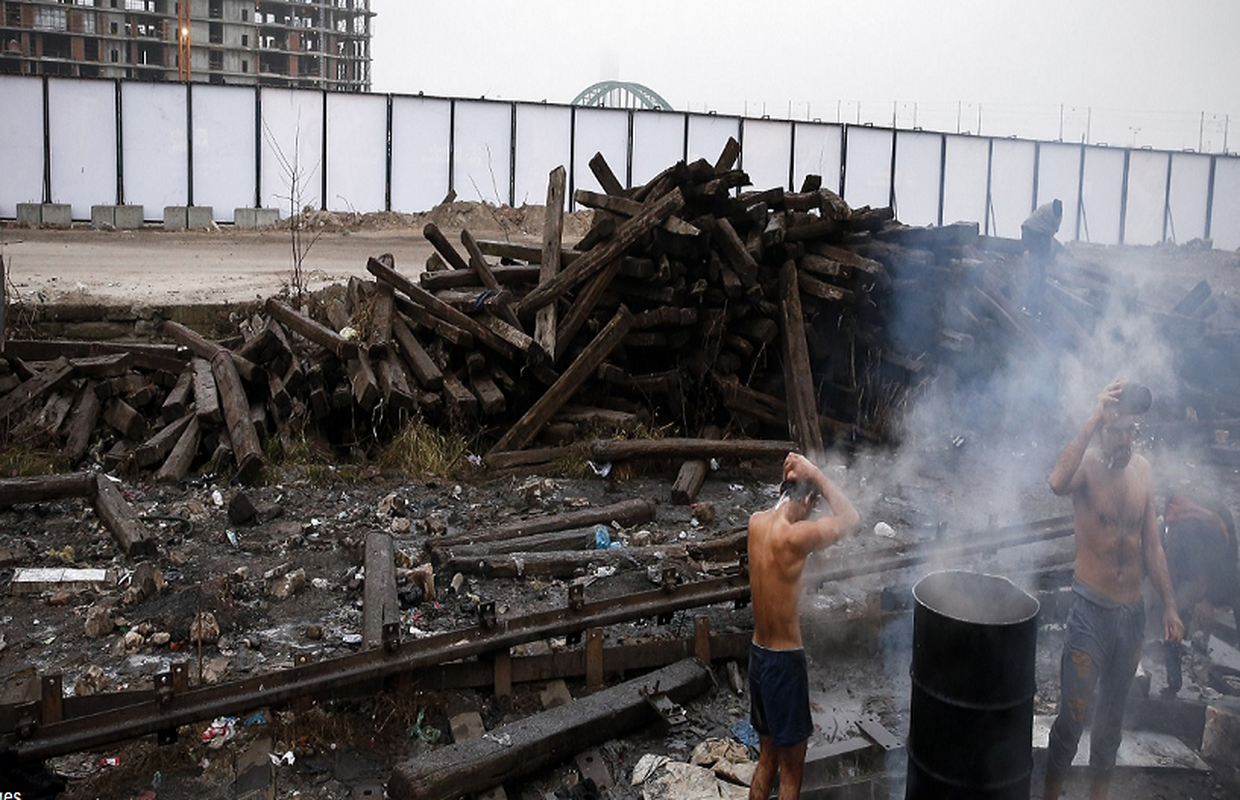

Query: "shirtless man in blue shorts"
<box><xmin>747</xmin><ymin>452</ymin><xmax>861</xmax><ymax>800</ymax></box>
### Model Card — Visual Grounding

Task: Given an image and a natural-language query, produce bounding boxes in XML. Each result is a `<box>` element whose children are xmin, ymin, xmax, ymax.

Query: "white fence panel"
<box><xmin>740</xmin><ymin>118</ymin><xmax>792</xmax><ymax>191</ymax></box>
<box><xmin>572</xmin><ymin>107</ymin><xmax>628</xmax><ymax>201</ymax></box>
<box><xmin>1167</xmin><ymin>153</ymin><xmax>1211</xmax><ymax>244</ymax></box>
<box><xmin>792</xmin><ymin>122</ymin><xmax>842</xmax><ymax>192</ymax></box>
<box><xmin>48</xmin><ymin>78</ymin><xmax>116</xmax><ymax>218</ymax></box>
<box><xmin>0</xmin><ymin>76</ymin><xmax>45</xmax><ymax>218</ymax></box>
<box><xmin>1125</xmin><ymin>150</ymin><xmax>1170</xmax><ymax>245</ymax></box>
<box><xmin>260</xmin><ymin>88</ymin><xmax>324</xmax><ymax>212</ymax></box>
<box><xmin>326</xmin><ymin>92</ymin><xmax>387</xmax><ymax>214</ymax></box>
<box><xmin>453</xmin><ymin>100</ymin><xmax>511</xmax><ymax>205</ymax></box>
<box><xmin>988</xmin><ymin>138</ymin><xmax>1036</xmax><ymax>239</ymax></box>
<box><xmin>514</xmin><ymin>103</ymin><xmax>572</xmax><ymax>207</ymax></box>
<box><xmin>894</xmin><ymin>131</ymin><xmax>942</xmax><ymax>226</ymax></box>
<box><xmin>687</xmin><ymin>114</ymin><xmax>738</xmax><ymax>166</ymax></box>
<box><xmin>943</xmin><ymin>135</ymin><xmax>989</xmax><ymax>228</ymax></box>
<box><xmin>1081</xmin><ymin>147</ymin><xmax>1126</xmax><ymax>245</ymax></box>
<box><xmin>631</xmin><ymin>111</ymin><xmax>682</xmax><ymax>188</ymax></box>
<box><xmin>122</xmin><ymin>82</ymin><xmax>187</xmax><ymax>219</ymax></box>
<box><xmin>390</xmin><ymin>95</ymin><xmax>450</xmax><ymax>213</ymax></box>
<box><xmin>1212</xmin><ymin>157</ymin><xmax>1240</xmax><ymax>251</ymax></box>
<box><xmin>843</xmin><ymin>127</ymin><xmax>893</xmax><ymax>210</ymax></box>
<box><xmin>1036</xmin><ymin>143</ymin><xmax>1082</xmax><ymax>240</ymax></box>
<box><xmin>192</xmin><ymin>85</ymin><xmax>255</xmax><ymax>224</ymax></box>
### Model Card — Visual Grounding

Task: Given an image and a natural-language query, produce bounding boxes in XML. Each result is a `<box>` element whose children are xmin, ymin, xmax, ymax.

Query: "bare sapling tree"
<box><xmin>262</xmin><ymin>115</ymin><xmax>322</xmax><ymax>302</ymax></box>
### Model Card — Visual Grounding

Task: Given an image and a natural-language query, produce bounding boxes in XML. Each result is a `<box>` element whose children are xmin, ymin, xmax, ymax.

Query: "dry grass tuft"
<box><xmin>379</xmin><ymin>418</ymin><xmax>481</xmax><ymax>480</ymax></box>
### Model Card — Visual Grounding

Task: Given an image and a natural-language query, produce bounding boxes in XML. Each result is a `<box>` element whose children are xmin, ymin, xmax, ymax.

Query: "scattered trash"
<box><xmin>467</xmin><ymin>454</ymin><xmax>483</xmax><ymax>466</ymax></box>
<box><xmin>709</xmin><ymin>458</ymin><xmax>719</xmax><ymax>471</ymax></box>
<box><xmin>211</xmin><ymin>489</ymin><xmax>224</xmax><ymax>507</ymax></box>
<box><xmin>587</xmin><ymin>461</ymin><xmax>612</xmax><ymax>477</ymax></box>
<box><xmin>243</xmin><ymin>711</ymin><xmax>267</xmax><ymax>726</ymax></box>
<box><xmin>631</xmin><ymin>753</ymin><xmax>669</xmax><ymax>785</ymax></box>
<box><xmin>269</xmin><ymin>751</ymin><xmax>296</xmax><ymax>766</ymax></box>
<box><xmin>874</xmin><ymin>522</ymin><xmax>896</xmax><ymax>538</ymax></box>
<box><xmin>200</xmin><ymin>716</ymin><xmax>238</xmax><ymax>749</ymax></box>
<box><xmin>730</xmin><ymin>719</ymin><xmax>759</xmax><ymax>749</ymax></box>
<box><xmin>595</xmin><ymin>566</ymin><xmax>617</xmax><ymax>578</ymax></box>
<box><xmin>225</xmin><ymin>529</ymin><xmax>239</xmax><ymax>548</ymax></box>
<box><xmin>97</xmin><ymin>756</ymin><xmax>120</xmax><ymax>768</ymax></box>
<box><xmin>408</xmin><ymin>710</ymin><xmax>442</xmax><ymax>744</ymax></box>
<box><xmin>342</xmin><ymin>633</ymin><xmax>363</xmax><ymax>646</ymax></box>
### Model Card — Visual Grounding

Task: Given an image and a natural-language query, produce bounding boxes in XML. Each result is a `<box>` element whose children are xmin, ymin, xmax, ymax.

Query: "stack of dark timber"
<box><xmin>2</xmin><ymin>139</ymin><xmax>1238</xmax><ymax>486</ymax></box>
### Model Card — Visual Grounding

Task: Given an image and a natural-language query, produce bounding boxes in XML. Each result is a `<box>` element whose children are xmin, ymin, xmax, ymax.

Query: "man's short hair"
<box><xmin>779</xmin><ymin>479</ymin><xmax>820</xmax><ymax>505</ymax></box>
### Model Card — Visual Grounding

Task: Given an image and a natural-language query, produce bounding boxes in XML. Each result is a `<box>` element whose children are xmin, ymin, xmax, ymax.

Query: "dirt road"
<box><xmin>1</xmin><ymin>227</ymin><xmax>440</xmax><ymax>305</ymax></box>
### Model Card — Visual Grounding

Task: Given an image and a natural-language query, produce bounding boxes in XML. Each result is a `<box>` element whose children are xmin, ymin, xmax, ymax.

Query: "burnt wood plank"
<box><xmin>779</xmin><ymin>260</ymin><xmax>824</xmax><ymax>457</ymax></box>
<box><xmin>489</xmin><ymin>306</ymin><xmax>634</xmax><ymax>455</ymax></box>
<box><xmin>537</xmin><ymin>165</ymin><xmax>567</xmax><ymax>362</ymax></box>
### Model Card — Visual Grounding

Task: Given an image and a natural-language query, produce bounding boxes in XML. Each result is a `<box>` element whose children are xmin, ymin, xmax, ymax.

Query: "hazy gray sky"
<box><xmin>371</xmin><ymin>1</ymin><xmax>1240</xmax><ymax>152</ymax></box>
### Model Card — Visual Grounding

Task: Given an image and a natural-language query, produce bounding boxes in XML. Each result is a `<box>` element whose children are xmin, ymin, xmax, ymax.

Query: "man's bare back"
<box><xmin>748</xmin><ymin>453</ymin><xmax>861</xmax><ymax>649</ymax></box>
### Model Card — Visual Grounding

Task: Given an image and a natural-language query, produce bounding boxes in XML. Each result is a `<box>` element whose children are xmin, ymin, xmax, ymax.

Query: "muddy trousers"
<box><xmin>1045</xmin><ymin>580</ymin><xmax>1145</xmax><ymax>786</ymax></box>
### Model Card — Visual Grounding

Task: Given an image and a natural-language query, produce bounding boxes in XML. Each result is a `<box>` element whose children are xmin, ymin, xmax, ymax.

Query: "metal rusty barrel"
<box><xmin>905</xmin><ymin>570</ymin><xmax>1040</xmax><ymax>799</ymax></box>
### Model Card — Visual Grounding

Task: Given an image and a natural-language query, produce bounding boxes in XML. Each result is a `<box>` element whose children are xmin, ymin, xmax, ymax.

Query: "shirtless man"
<box><xmin>747</xmin><ymin>452</ymin><xmax>861</xmax><ymax>800</ymax></box>
<box><xmin>1044</xmin><ymin>380</ymin><xmax>1184</xmax><ymax>800</ymax></box>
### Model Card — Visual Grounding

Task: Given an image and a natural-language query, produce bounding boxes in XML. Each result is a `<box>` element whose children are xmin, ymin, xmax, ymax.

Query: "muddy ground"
<box><xmin>2</xmin><ymin>219</ymin><xmax>1240</xmax><ymax>799</ymax></box>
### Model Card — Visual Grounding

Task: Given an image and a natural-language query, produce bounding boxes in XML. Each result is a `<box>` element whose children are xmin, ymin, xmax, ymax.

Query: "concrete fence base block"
<box><xmin>41</xmin><ymin>204</ymin><xmax>72</xmax><ymax>228</ymax></box>
<box><xmin>234</xmin><ymin>208</ymin><xmax>281</xmax><ymax>229</ymax></box>
<box><xmin>163</xmin><ymin>206</ymin><xmax>188</xmax><ymax>231</ymax></box>
<box><xmin>91</xmin><ymin>206</ymin><xmax>116</xmax><ymax>228</ymax></box>
<box><xmin>16</xmin><ymin>203</ymin><xmax>42</xmax><ymax>227</ymax></box>
<box><xmin>187</xmin><ymin>206</ymin><xmax>215</xmax><ymax>230</ymax></box>
<box><xmin>114</xmin><ymin>205</ymin><xmax>145</xmax><ymax>229</ymax></box>
<box><xmin>1203</xmin><ymin>704</ymin><xmax>1240</xmax><ymax>768</ymax></box>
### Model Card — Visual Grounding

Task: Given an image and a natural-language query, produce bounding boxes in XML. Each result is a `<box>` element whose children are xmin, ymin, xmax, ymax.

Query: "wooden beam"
<box><xmin>590</xmin><ymin>437</ymin><xmax>794</xmax><ymax>463</ymax></box>
<box><xmin>779</xmin><ymin>260</ymin><xmax>824</xmax><ymax>457</ymax></box>
<box><xmin>422</xmin><ymin>222</ymin><xmax>471</xmax><ymax>271</ymax></box>
<box><xmin>93</xmin><ymin>476</ymin><xmax>157</xmax><ymax>558</ymax></box>
<box><xmin>0</xmin><ymin>357</ymin><xmax>73</xmax><ymax>422</ymax></box>
<box><xmin>0</xmin><ymin>472</ymin><xmax>97</xmax><ymax>507</ymax></box>
<box><xmin>537</xmin><ymin>166</ymin><xmax>567</xmax><ymax>362</ymax></box>
<box><xmin>263</xmin><ymin>299</ymin><xmax>359</xmax><ymax>362</ymax></box>
<box><xmin>435</xmin><ymin>497</ymin><xmax>656</xmax><ymax>549</ymax></box>
<box><xmin>388</xmin><ymin>659</ymin><xmax>713</xmax><ymax>800</ymax></box>
<box><xmin>671</xmin><ymin>425</ymin><xmax>720</xmax><ymax>505</ymax></box>
<box><xmin>515</xmin><ymin>189</ymin><xmax>685</xmax><ymax>316</ymax></box>
<box><xmin>362</xmin><ymin>532</ymin><xmax>399</xmax><ymax>651</ymax></box>
<box><xmin>488</xmin><ymin>306</ymin><xmax>634</xmax><ymax>455</ymax></box>
<box><xmin>368</xmin><ymin>256</ymin><xmax>520</xmax><ymax>363</ymax></box>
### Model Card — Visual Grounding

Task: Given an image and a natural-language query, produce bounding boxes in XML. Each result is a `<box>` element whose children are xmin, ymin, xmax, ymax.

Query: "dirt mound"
<box><xmin>289</xmin><ymin>201</ymin><xmax>595</xmax><ymax>241</ymax></box>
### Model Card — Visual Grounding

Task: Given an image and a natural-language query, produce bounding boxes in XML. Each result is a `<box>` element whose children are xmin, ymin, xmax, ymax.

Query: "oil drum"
<box><xmin>905</xmin><ymin>570</ymin><xmax>1040</xmax><ymax>799</ymax></box>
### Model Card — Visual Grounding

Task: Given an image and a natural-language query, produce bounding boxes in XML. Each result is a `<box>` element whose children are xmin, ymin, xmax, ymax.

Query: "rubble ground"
<box><xmin>3</xmin><ymin>216</ymin><xmax>1240</xmax><ymax>798</ymax></box>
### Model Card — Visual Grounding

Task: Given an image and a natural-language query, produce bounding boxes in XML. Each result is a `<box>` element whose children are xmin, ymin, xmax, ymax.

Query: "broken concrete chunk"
<box><xmin>424</xmin><ymin>513</ymin><xmax>448</xmax><ymax>537</ymax></box>
<box><xmin>73</xmin><ymin>665</ymin><xmax>107</xmax><ymax>697</ymax></box>
<box><xmin>190</xmin><ymin>611</ymin><xmax>220</xmax><ymax>644</ymax></box>
<box><xmin>84</xmin><ymin>605</ymin><xmax>115</xmax><ymax>638</ymax></box>
<box><xmin>409</xmin><ymin>563</ymin><xmax>435</xmax><ymax>601</ymax></box>
<box><xmin>268</xmin><ymin>568</ymin><xmax>306</xmax><ymax>600</ymax></box>
<box><xmin>129</xmin><ymin>562</ymin><xmax>165</xmax><ymax>600</ymax></box>
<box><xmin>1203</xmin><ymin>705</ymin><xmax>1240</xmax><ymax>767</ymax></box>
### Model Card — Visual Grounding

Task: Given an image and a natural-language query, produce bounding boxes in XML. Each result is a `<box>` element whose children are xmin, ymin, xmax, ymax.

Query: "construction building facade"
<box><xmin>0</xmin><ymin>0</ymin><xmax>373</xmax><ymax>91</ymax></box>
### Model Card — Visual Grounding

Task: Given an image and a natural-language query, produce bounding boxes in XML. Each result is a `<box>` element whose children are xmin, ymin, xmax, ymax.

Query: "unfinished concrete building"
<box><xmin>0</xmin><ymin>0</ymin><xmax>373</xmax><ymax>91</ymax></box>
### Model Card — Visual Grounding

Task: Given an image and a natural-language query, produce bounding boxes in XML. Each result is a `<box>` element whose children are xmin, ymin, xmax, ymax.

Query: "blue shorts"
<box><xmin>749</xmin><ymin>642</ymin><xmax>813</xmax><ymax>747</ymax></box>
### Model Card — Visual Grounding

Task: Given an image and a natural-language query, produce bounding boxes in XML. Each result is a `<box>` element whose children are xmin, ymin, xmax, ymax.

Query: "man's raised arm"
<box><xmin>1050</xmin><ymin>381</ymin><xmax>1121</xmax><ymax>495</ymax></box>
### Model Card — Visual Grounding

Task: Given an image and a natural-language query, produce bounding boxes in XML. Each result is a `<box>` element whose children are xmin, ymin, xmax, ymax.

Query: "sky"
<box><xmin>370</xmin><ymin>0</ymin><xmax>1240</xmax><ymax>153</ymax></box>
